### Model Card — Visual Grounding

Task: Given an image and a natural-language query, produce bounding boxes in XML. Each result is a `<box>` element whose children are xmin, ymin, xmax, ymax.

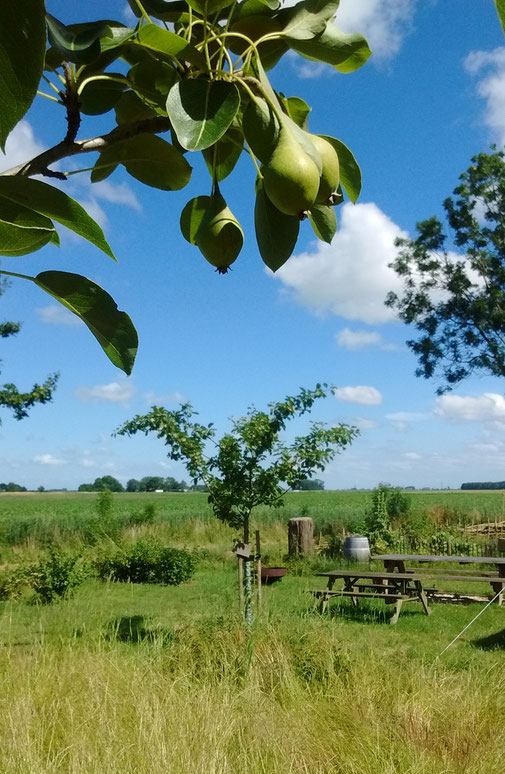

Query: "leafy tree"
<box><xmin>0</xmin><ymin>277</ymin><xmax>58</xmax><ymax>421</ymax></box>
<box><xmin>78</xmin><ymin>475</ymin><xmax>124</xmax><ymax>492</ymax></box>
<box><xmin>126</xmin><ymin>478</ymin><xmax>140</xmax><ymax>492</ymax></box>
<box><xmin>0</xmin><ymin>1</ymin><xmax>368</xmax><ymax>374</ymax></box>
<box><xmin>387</xmin><ymin>149</ymin><xmax>505</xmax><ymax>393</ymax></box>
<box><xmin>4</xmin><ymin>482</ymin><xmax>27</xmax><ymax>492</ymax></box>
<box><xmin>293</xmin><ymin>477</ymin><xmax>324</xmax><ymax>490</ymax></box>
<box><xmin>139</xmin><ymin>476</ymin><xmax>165</xmax><ymax>492</ymax></box>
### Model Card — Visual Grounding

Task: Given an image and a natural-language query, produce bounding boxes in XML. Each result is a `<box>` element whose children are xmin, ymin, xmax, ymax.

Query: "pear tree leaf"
<box><xmin>180</xmin><ymin>196</ymin><xmax>211</xmax><ymax>244</ymax></box>
<box><xmin>137</xmin><ymin>23</ymin><xmax>206</xmax><ymax>68</ymax></box>
<box><xmin>0</xmin><ymin>0</ymin><xmax>46</xmax><ymax>151</ymax></box>
<box><xmin>242</xmin><ymin>97</ymin><xmax>279</xmax><ymax>163</ymax></box>
<box><xmin>0</xmin><ymin>199</ymin><xmax>58</xmax><ymax>257</ymax></box>
<box><xmin>114</xmin><ymin>91</ymin><xmax>158</xmax><ymax>125</ymax></box>
<box><xmin>495</xmin><ymin>1</ymin><xmax>505</xmax><ymax>36</ymax></box>
<box><xmin>46</xmin><ymin>14</ymin><xmax>109</xmax><ymax>65</ymax></box>
<box><xmin>202</xmin><ymin>127</ymin><xmax>243</xmax><ymax>181</ymax></box>
<box><xmin>167</xmin><ymin>80</ymin><xmax>241</xmax><ymax>151</ymax></box>
<box><xmin>308</xmin><ymin>202</ymin><xmax>337</xmax><ymax>243</ymax></box>
<box><xmin>128</xmin><ymin>59</ymin><xmax>177</xmax><ymax>112</ymax></box>
<box><xmin>186</xmin><ymin>0</ymin><xmax>234</xmax><ymax>16</ymax></box>
<box><xmin>92</xmin><ymin>134</ymin><xmax>192</xmax><ymax>190</ymax></box>
<box><xmin>79</xmin><ymin>75</ymin><xmax>126</xmax><ymax>116</ymax></box>
<box><xmin>279</xmin><ymin>95</ymin><xmax>311</xmax><ymax>129</ymax></box>
<box><xmin>127</xmin><ymin>0</ymin><xmax>191</xmax><ymax>21</ymax></box>
<box><xmin>255</xmin><ymin>182</ymin><xmax>299</xmax><ymax>271</ymax></box>
<box><xmin>290</xmin><ymin>24</ymin><xmax>371</xmax><ymax>73</ymax></box>
<box><xmin>277</xmin><ymin>0</ymin><xmax>340</xmax><ymax>41</ymax></box>
<box><xmin>0</xmin><ymin>177</ymin><xmax>115</xmax><ymax>259</ymax></box>
<box><xmin>34</xmin><ymin>271</ymin><xmax>138</xmax><ymax>375</ymax></box>
<box><xmin>319</xmin><ymin>135</ymin><xmax>361</xmax><ymax>202</ymax></box>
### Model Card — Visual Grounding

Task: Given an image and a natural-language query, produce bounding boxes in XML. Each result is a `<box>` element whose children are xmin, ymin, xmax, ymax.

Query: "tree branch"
<box><xmin>0</xmin><ymin>117</ymin><xmax>172</xmax><ymax>179</ymax></box>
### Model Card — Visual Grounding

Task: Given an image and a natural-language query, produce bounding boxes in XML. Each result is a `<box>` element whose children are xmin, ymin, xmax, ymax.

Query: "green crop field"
<box><xmin>1</xmin><ymin>489</ymin><xmax>505</xmax><ymax>772</ymax></box>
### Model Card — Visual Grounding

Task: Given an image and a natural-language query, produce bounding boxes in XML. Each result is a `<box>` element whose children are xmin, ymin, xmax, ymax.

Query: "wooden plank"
<box><xmin>372</xmin><ymin>553</ymin><xmax>505</xmax><ymax>564</ymax></box>
<box><xmin>405</xmin><ymin>567</ymin><xmax>499</xmax><ymax>577</ymax></box>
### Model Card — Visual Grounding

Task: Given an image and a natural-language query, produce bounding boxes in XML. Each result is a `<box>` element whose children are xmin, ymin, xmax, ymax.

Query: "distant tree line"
<box><xmin>0</xmin><ymin>482</ymin><xmax>27</xmax><ymax>492</ymax></box>
<box><xmin>461</xmin><ymin>481</ymin><xmax>505</xmax><ymax>490</ymax></box>
<box><xmin>78</xmin><ymin>475</ymin><xmax>188</xmax><ymax>493</ymax></box>
<box><xmin>293</xmin><ymin>478</ymin><xmax>325</xmax><ymax>491</ymax></box>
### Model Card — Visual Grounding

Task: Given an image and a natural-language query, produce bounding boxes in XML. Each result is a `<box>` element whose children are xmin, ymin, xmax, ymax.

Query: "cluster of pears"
<box><xmin>180</xmin><ymin>190</ymin><xmax>243</xmax><ymax>274</ymax></box>
<box><xmin>261</xmin><ymin>128</ymin><xmax>340</xmax><ymax>217</ymax></box>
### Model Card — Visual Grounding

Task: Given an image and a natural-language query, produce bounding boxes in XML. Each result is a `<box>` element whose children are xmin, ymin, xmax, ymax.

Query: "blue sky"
<box><xmin>2</xmin><ymin>0</ymin><xmax>505</xmax><ymax>491</ymax></box>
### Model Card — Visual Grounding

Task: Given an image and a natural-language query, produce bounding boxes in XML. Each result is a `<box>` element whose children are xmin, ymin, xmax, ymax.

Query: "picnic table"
<box><xmin>372</xmin><ymin>553</ymin><xmax>505</xmax><ymax>605</ymax></box>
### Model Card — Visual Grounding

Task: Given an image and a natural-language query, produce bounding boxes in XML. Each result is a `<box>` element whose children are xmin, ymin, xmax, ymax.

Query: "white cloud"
<box><xmin>353</xmin><ymin>417</ymin><xmax>378</xmax><ymax>430</ymax></box>
<box><xmin>337</xmin><ymin>0</ymin><xmax>417</xmax><ymax>60</ymax></box>
<box><xmin>464</xmin><ymin>47</ymin><xmax>505</xmax><ymax>145</ymax></box>
<box><xmin>79</xmin><ymin>458</ymin><xmax>97</xmax><ymax>468</ymax></box>
<box><xmin>404</xmin><ymin>452</ymin><xmax>422</xmax><ymax>460</ymax></box>
<box><xmin>334</xmin><ymin>385</ymin><xmax>383</xmax><ymax>405</ymax></box>
<box><xmin>91</xmin><ymin>180</ymin><xmax>142</xmax><ymax>211</ymax></box>
<box><xmin>37</xmin><ymin>305</ymin><xmax>83</xmax><ymax>326</ymax></box>
<box><xmin>145</xmin><ymin>390</ymin><xmax>186</xmax><ymax>405</ymax></box>
<box><xmin>387</xmin><ymin>410</ymin><xmax>429</xmax><ymax>431</ymax></box>
<box><xmin>75</xmin><ymin>381</ymin><xmax>136</xmax><ymax>405</ymax></box>
<box><xmin>435</xmin><ymin>393</ymin><xmax>505</xmax><ymax>424</ymax></box>
<box><xmin>0</xmin><ymin>120</ymin><xmax>45</xmax><ymax>172</ymax></box>
<box><xmin>274</xmin><ymin>202</ymin><xmax>405</xmax><ymax>324</ymax></box>
<box><xmin>336</xmin><ymin>327</ymin><xmax>396</xmax><ymax>350</ymax></box>
<box><xmin>33</xmin><ymin>453</ymin><xmax>67</xmax><ymax>466</ymax></box>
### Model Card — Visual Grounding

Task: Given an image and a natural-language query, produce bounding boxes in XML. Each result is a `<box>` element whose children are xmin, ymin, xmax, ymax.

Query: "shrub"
<box><xmin>26</xmin><ymin>548</ymin><xmax>87</xmax><ymax>604</ymax></box>
<box><xmin>95</xmin><ymin>538</ymin><xmax>196</xmax><ymax>586</ymax></box>
<box><xmin>0</xmin><ymin>567</ymin><xmax>29</xmax><ymax>601</ymax></box>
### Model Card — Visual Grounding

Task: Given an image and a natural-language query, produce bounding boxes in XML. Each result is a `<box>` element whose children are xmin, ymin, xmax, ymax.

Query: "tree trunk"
<box><xmin>288</xmin><ymin>517</ymin><xmax>314</xmax><ymax>557</ymax></box>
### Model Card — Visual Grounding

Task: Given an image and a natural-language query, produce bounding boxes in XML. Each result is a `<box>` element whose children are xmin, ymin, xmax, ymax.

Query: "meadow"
<box><xmin>1</xmin><ymin>490</ymin><xmax>505</xmax><ymax>773</ymax></box>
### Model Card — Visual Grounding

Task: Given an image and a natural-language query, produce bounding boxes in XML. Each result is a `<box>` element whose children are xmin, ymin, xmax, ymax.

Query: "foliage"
<box><xmin>0</xmin><ymin>278</ymin><xmax>58</xmax><ymax>421</ymax></box>
<box><xmin>0</xmin><ymin>482</ymin><xmax>27</xmax><ymax>492</ymax></box>
<box><xmin>26</xmin><ymin>547</ymin><xmax>87</xmax><ymax>603</ymax></box>
<box><xmin>116</xmin><ymin>384</ymin><xmax>358</xmax><ymax>539</ymax></box>
<box><xmin>461</xmin><ymin>481</ymin><xmax>505</xmax><ymax>490</ymax></box>
<box><xmin>0</xmin><ymin>1</ymin><xmax>368</xmax><ymax>372</ymax></box>
<box><xmin>78</xmin><ymin>475</ymin><xmax>124</xmax><ymax>492</ymax></box>
<box><xmin>94</xmin><ymin>538</ymin><xmax>196</xmax><ymax>585</ymax></box>
<box><xmin>364</xmin><ymin>484</ymin><xmax>412</xmax><ymax>548</ymax></box>
<box><xmin>387</xmin><ymin>149</ymin><xmax>505</xmax><ymax>393</ymax></box>
<box><xmin>294</xmin><ymin>477</ymin><xmax>324</xmax><ymax>490</ymax></box>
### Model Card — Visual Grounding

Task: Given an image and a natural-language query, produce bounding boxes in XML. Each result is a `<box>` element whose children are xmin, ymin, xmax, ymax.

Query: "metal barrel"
<box><xmin>343</xmin><ymin>535</ymin><xmax>370</xmax><ymax>561</ymax></box>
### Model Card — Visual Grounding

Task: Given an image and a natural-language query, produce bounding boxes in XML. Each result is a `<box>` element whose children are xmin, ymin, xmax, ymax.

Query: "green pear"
<box><xmin>261</xmin><ymin>129</ymin><xmax>320</xmax><ymax>216</ymax></box>
<box><xmin>195</xmin><ymin>193</ymin><xmax>244</xmax><ymax>273</ymax></box>
<box><xmin>311</xmin><ymin>135</ymin><xmax>340</xmax><ymax>204</ymax></box>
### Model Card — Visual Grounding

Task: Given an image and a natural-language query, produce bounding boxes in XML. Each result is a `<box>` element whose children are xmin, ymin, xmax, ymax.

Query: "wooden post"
<box><xmin>288</xmin><ymin>517</ymin><xmax>314</xmax><ymax>557</ymax></box>
<box><xmin>238</xmin><ymin>556</ymin><xmax>244</xmax><ymax>614</ymax></box>
<box><xmin>256</xmin><ymin>530</ymin><xmax>262</xmax><ymax>611</ymax></box>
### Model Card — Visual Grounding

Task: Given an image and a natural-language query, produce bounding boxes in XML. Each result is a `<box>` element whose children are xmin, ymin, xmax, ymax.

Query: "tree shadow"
<box><xmin>472</xmin><ymin>628</ymin><xmax>505</xmax><ymax>651</ymax></box>
<box><xmin>105</xmin><ymin>615</ymin><xmax>175</xmax><ymax>645</ymax></box>
<box><xmin>309</xmin><ymin>600</ymin><xmax>421</xmax><ymax>625</ymax></box>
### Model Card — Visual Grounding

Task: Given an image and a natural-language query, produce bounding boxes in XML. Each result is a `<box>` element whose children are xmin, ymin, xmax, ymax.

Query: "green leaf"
<box><xmin>90</xmin><ymin>147</ymin><xmax>121</xmax><ymax>184</ymax></box>
<box><xmin>0</xmin><ymin>177</ymin><xmax>116</xmax><ymax>259</ymax></box>
<box><xmin>34</xmin><ymin>271</ymin><xmax>138</xmax><ymax>375</ymax></box>
<box><xmin>277</xmin><ymin>0</ymin><xmax>340</xmax><ymax>42</ymax></box>
<box><xmin>128</xmin><ymin>59</ymin><xmax>177</xmax><ymax>112</ymax></box>
<box><xmin>167</xmin><ymin>80</ymin><xmax>241</xmax><ymax>151</ymax></box>
<box><xmin>290</xmin><ymin>24</ymin><xmax>371</xmax><ymax>73</ymax></box>
<box><xmin>137</xmin><ymin>23</ymin><xmax>206</xmax><ymax>68</ymax></box>
<box><xmin>279</xmin><ymin>95</ymin><xmax>311</xmax><ymax>129</ymax></box>
<box><xmin>0</xmin><ymin>0</ymin><xmax>46</xmax><ymax>151</ymax></box>
<box><xmin>114</xmin><ymin>91</ymin><xmax>157</xmax><ymax>125</ymax></box>
<box><xmin>202</xmin><ymin>127</ymin><xmax>243</xmax><ymax>181</ymax></box>
<box><xmin>319</xmin><ymin>135</ymin><xmax>361</xmax><ymax>202</ymax></box>
<box><xmin>186</xmin><ymin>0</ymin><xmax>234</xmax><ymax>16</ymax></box>
<box><xmin>495</xmin><ymin>0</ymin><xmax>505</xmax><ymax>36</ymax></box>
<box><xmin>242</xmin><ymin>97</ymin><xmax>279</xmax><ymax>163</ymax></box>
<box><xmin>180</xmin><ymin>196</ymin><xmax>211</xmax><ymax>244</ymax></box>
<box><xmin>308</xmin><ymin>202</ymin><xmax>336</xmax><ymax>243</ymax></box>
<box><xmin>46</xmin><ymin>14</ymin><xmax>108</xmax><ymax>65</ymax></box>
<box><xmin>94</xmin><ymin>134</ymin><xmax>192</xmax><ymax>191</ymax></box>
<box><xmin>255</xmin><ymin>182</ymin><xmax>299</xmax><ymax>271</ymax></box>
<box><xmin>0</xmin><ymin>198</ymin><xmax>58</xmax><ymax>257</ymax></box>
<box><xmin>128</xmin><ymin>0</ymin><xmax>191</xmax><ymax>21</ymax></box>
<box><xmin>79</xmin><ymin>75</ymin><xmax>126</xmax><ymax>116</ymax></box>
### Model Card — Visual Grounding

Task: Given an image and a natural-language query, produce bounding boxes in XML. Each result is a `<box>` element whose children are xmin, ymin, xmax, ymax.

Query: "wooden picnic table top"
<box><xmin>372</xmin><ymin>553</ymin><xmax>505</xmax><ymax>565</ymax></box>
<box><xmin>316</xmin><ymin>570</ymin><xmax>501</xmax><ymax>583</ymax></box>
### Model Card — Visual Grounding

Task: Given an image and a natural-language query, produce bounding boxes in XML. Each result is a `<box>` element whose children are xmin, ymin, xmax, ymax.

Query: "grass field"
<box><xmin>1</xmin><ymin>490</ymin><xmax>505</xmax><ymax>772</ymax></box>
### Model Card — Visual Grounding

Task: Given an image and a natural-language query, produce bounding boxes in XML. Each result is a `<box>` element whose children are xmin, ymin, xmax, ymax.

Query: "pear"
<box><xmin>195</xmin><ymin>193</ymin><xmax>244</xmax><ymax>273</ymax></box>
<box><xmin>310</xmin><ymin>135</ymin><xmax>340</xmax><ymax>204</ymax></box>
<box><xmin>261</xmin><ymin>129</ymin><xmax>320</xmax><ymax>217</ymax></box>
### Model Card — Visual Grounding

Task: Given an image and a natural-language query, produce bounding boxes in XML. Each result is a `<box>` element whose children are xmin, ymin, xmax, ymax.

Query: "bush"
<box><xmin>95</xmin><ymin>538</ymin><xmax>196</xmax><ymax>585</ymax></box>
<box><xmin>0</xmin><ymin>567</ymin><xmax>29</xmax><ymax>601</ymax></box>
<box><xmin>26</xmin><ymin>548</ymin><xmax>87</xmax><ymax>604</ymax></box>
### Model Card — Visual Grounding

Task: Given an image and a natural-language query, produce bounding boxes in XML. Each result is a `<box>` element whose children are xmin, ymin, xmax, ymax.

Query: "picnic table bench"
<box><xmin>373</xmin><ymin>554</ymin><xmax>505</xmax><ymax>604</ymax></box>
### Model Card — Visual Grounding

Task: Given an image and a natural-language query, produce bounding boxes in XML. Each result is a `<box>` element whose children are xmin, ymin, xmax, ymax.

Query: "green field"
<box><xmin>1</xmin><ymin>490</ymin><xmax>505</xmax><ymax>772</ymax></box>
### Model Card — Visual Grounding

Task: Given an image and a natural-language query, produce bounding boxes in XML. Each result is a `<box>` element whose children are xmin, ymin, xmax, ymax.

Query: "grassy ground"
<box><xmin>1</xmin><ymin>491</ymin><xmax>505</xmax><ymax>772</ymax></box>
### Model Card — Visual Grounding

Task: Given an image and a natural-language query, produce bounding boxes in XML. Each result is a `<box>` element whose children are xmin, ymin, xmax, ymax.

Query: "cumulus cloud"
<box><xmin>387</xmin><ymin>410</ymin><xmax>429</xmax><ymax>431</ymax></box>
<box><xmin>274</xmin><ymin>202</ymin><xmax>405</xmax><ymax>324</ymax></box>
<box><xmin>337</xmin><ymin>0</ymin><xmax>417</xmax><ymax>60</ymax></box>
<box><xmin>75</xmin><ymin>381</ymin><xmax>136</xmax><ymax>405</ymax></box>
<box><xmin>33</xmin><ymin>453</ymin><xmax>67</xmax><ymax>466</ymax></box>
<box><xmin>334</xmin><ymin>385</ymin><xmax>383</xmax><ymax>405</ymax></box>
<box><xmin>37</xmin><ymin>305</ymin><xmax>83</xmax><ymax>326</ymax></box>
<box><xmin>435</xmin><ymin>393</ymin><xmax>505</xmax><ymax>424</ymax></box>
<box><xmin>145</xmin><ymin>390</ymin><xmax>187</xmax><ymax>405</ymax></box>
<box><xmin>0</xmin><ymin>120</ymin><xmax>46</xmax><ymax>172</ymax></box>
<box><xmin>336</xmin><ymin>327</ymin><xmax>396</xmax><ymax>350</ymax></box>
<box><xmin>464</xmin><ymin>47</ymin><xmax>505</xmax><ymax>145</ymax></box>
<box><xmin>91</xmin><ymin>180</ymin><xmax>141</xmax><ymax>211</ymax></box>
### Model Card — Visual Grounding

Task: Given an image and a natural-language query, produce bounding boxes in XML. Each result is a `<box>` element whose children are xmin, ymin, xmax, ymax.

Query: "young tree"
<box><xmin>387</xmin><ymin>149</ymin><xmax>505</xmax><ymax>393</ymax></box>
<box><xmin>0</xmin><ymin>278</ymin><xmax>58</xmax><ymax>421</ymax></box>
<box><xmin>0</xmin><ymin>1</ymin><xmax>368</xmax><ymax>374</ymax></box>
<box><xmin>117</xmin><ymin>384</ymin><xmax>358</xmax><ymax>618</ymax></box>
